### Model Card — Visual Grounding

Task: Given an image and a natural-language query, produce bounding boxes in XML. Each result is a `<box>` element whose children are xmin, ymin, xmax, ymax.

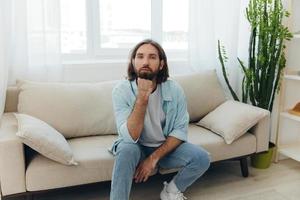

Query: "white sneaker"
<box><xmin>160</xmin><ymin>181</ymin><xmax>187</xmax><ymax>200</ymax></box>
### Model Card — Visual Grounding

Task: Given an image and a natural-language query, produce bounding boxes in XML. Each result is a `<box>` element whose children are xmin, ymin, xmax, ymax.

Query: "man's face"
<box><xmin>133</xmin><ymin>44</ymin><xmax>163</xmax><ymax>80</ymax></box>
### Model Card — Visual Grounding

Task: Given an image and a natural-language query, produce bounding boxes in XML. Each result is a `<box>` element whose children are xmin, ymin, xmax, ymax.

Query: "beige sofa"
<box><xmin>0</xmin><ymin>70</ymin><xmax>270</xmax><ymax>199</ymax></box>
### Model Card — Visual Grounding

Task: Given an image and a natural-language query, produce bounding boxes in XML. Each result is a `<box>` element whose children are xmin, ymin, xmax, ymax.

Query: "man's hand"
<box><xmin>133</xmin><ymin>137</ymin><xmax>183</xmax><ymax>183</ymax></box>
<box><xmin>137</xmin><ymin>78</ymin><xmax>154</xmax><ymax>103</ymax></box>
<box><xmin>134</xmin><ymin>155</ymin><xmax>158</xmax><ymax>183</ymax></box>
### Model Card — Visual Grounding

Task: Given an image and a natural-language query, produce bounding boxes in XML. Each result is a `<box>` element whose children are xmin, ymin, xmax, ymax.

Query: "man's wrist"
<box><xmin>136</xmin><ymin>95</ymin><xmax>149</xmax><ymax>106</ymax></box>
<box><xmin>150</xmin><ymin>153</ymin><xmax>160</xmax><ymax>164</ymax></box>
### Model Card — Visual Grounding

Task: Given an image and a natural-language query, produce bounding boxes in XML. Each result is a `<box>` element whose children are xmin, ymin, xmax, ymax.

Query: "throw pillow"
<box><xmin>14</xmin><ymin>113</ymin><xmax>78</xmax><ymax>165</ymax></box>
<box><xmin>196</xmin><ymin>100</ymin><xmax>268</xmax><ymax>144</ymax></box>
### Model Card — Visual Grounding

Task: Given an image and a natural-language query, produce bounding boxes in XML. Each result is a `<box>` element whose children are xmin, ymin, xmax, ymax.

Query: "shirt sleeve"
<box><xmin>112</xmin><ymin>84</ymin><xmax>139</xmax><ymax>143</ymax></box>
<box><xmin>168</xmin><ymin>85</ymin><xmax>189</xmax><ymax>142</ymax></box>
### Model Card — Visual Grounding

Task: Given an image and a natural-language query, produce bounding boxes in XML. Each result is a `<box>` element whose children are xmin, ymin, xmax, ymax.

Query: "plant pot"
<box><xmin>250</xmin><ymin>142</ymin><xmax>275</xmax><ymax>169</ymax></box>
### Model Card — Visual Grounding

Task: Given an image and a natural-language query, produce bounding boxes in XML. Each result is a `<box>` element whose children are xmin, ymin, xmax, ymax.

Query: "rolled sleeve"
<box><xmin>168</xmin><ymin>129</ymin><xmax>188</xmax><ymax>142</ymax></box>
<box><xmin>168</xmin><ymin>113</ymin><xmax>189</xmax><ymax>142</ymax></box>
<box><xmin>112</xmin><ymin>84</ymin><xmax>138</xmax><ymax>144</ymax></box>
<box><xmin>168</xmin><ymin>86</ymin><xmax>189</xmax><ymax>142</ymax></box>
<box><xmin>119</xmin><ymin>121</ymin><xmax>139</xmax><ymax>143</ymax></box>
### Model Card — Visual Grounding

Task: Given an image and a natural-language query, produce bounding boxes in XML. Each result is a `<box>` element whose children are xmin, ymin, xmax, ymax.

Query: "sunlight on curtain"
<box><xmin>1</xmin><ymin>0</ymin><xmax>63</xmax><ymax>118</ymax></box>
<box><xmin>8</xmin><ymin>0</ymin><xmax>63</xmax><ymax>85</ymax></box>
<box><xmin>0</xmin><ymin>1</ymin><xmax>9</xmax><ymax>119</ymax></box>
<box><xmin>0</xmin><ymin>0</ymin><xmax>10</xmax><ymax>120</ymax></box>
<box><xmin>0</xmin><ymin>0</ymin><xmax>252</xmax><ymax>118</ymax></box>
<box><xmin>188</xmin><ymin>0</ymin><xmax>250</xmax><ymax>98</ymax></box>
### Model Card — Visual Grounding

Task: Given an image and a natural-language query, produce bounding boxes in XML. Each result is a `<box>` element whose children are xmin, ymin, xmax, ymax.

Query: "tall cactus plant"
<box><xmin>218</xmin><ymin>0</ymin><xmax>293</xmax><ymax>112</ymax></box>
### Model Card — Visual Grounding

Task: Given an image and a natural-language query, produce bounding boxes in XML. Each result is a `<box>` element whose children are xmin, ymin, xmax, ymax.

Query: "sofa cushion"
<box><xmin>18</xmin><ymin>81</ymin><xmax>118</xmax><ymax>138</ymax></box>
<box><xmin>25</xmin><ymin>135</ymin><xmax>117</xmax><ymax>191</ymax></box>
<box><xmin>25</xmin><ymin>134</ymin><xmax>159</xmax><ymax>191</ymax></box>
<box><xmin>197</xmin><ymin>100</ymin><xmax>267</xmax><ymax>144</ymax></box>
<box><xmin>187</xmin><ymin>124</ymin><xmax>256</xmax><ymax>161</ymax></box>
<box><xmin>159</xmin><ymin>124</ymin><xmax>256</xmax><ymax>174</ymax></box>
<box><xmin>15</xmin><ymin>113</ymin><xmax>77</xmax><ymax>165</ymax></box>
<box><xmin>173</xmin><ymin>70</ymin><xmax>227</xmax><ymax>122</ymax></box>
<box><xmin>26</xmin><ymin>124</ymin><xmax>256</xmax><ymax>191</ymax></box>
<box><xmin>16</xmin><ymin>70</ymin><xmax>225</xmax><ymax>137</ymax></box>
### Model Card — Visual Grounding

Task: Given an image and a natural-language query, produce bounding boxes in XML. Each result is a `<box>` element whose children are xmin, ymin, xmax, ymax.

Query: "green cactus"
<box><xmin>218</xmin><ymin>0</ymin><xmax>293</xmax><ymax>112</ymax></box>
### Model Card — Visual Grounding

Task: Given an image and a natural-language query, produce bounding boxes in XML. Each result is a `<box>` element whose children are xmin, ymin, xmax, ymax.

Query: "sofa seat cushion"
<box><xmin>188</xmin><ymin>124</ymin><xmax>256</xmax><ymax>161</ymax></box>
<box><xmin>26</xmin><ymin>134</ymin><xmax>158</xmax><ymax>191</ymax></box>
<box><xmin>25</xmin><ymin>135</ymin><xmax>117</xmax><ymax>191</ymax></box>
<box><xmin>26</xmin><ymin>125</ymin><xmax>256</xmax><ymax>191</ymax></box>
<box><xmin>159</xmin><ymin>124</ymin><xmax>256</xmax><ymax>174</ymax></box>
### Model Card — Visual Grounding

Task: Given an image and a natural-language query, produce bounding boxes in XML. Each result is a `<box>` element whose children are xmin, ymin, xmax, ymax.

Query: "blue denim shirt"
<box><xmin>110</xmin><ymin>79</ymin><xmax>189</xmax><ymax>155</ymax></box>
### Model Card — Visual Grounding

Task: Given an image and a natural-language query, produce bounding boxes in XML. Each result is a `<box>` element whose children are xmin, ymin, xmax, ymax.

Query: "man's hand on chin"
<box><xmin>133</xmin><ymin>155</ymin><xmax>159</xmax><ymax>183</ymax></box>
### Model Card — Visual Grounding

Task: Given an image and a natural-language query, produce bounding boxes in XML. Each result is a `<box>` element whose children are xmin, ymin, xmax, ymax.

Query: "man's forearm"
<box><xmin>127</xmin><ymin>97</ymin><xmax>148</xmax><ymax>141</ymax></box>
<box><xmin>150</xmin><ymin>136</ymin><xmax>183</xmax><ymax>162</ymax></box>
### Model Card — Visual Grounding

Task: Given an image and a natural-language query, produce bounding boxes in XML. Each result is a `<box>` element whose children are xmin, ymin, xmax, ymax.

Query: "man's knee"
<box><xmin>115</xmin><ymin>142</ymin><xmax>142</xmax><ymax>163</ymax></box>
<box><xmin>191</xmin><ymin>147</ymin><xmax>211</xmax><ymax>171</ymax></box>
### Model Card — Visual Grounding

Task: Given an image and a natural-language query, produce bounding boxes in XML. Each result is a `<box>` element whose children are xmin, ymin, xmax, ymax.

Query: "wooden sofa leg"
<box><xmin>240</xmin><ymin>157</ymin><xmax>249</xmax><ymax>177</ymax></box>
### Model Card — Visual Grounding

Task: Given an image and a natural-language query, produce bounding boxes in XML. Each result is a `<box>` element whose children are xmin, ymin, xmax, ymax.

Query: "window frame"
<box><xmin>61</xmin><ymin>0</ymin><xmax>188</xmax><ymax>63</ymax></box>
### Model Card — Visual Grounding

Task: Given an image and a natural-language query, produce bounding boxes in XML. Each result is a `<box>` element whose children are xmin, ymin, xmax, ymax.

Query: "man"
<box><xmin>110</xmin><ymin>39</ymin><xmax>210</xmax><ymax>200</ymax></box>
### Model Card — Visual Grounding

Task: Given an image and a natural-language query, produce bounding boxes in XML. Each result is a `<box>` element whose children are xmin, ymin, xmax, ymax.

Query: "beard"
<box><xmin>136</xmin><ymin>67</ymin><xmax>160</xmax><ymax>80</ymax></box>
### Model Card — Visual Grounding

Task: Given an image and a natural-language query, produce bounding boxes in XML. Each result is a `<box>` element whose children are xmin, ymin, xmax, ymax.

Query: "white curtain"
<box><xmin>9</xmin><ymin>0</ymin><xmax>63</xmax><ymax>84</ymax></box>
<box><xmin>188</xmin><ymin>0</ymin><xmax>250</xmax><ymax>98</ymax></box>
<box><xmin>0</xmin><ymin>0</ymin><xmax>63</xmax><ymax>118</ymax></box>
<box><xmin>0</xmin><ymin>0</ymin><xmax>252</xmax><ymax>118</ymax></box>
<box><xmin>0</xmin><ymin>1</ymin><xmax>9</xmax><ymax>118</ymax></box>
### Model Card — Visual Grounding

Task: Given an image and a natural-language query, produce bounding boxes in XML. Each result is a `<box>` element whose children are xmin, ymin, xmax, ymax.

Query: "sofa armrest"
<box><xmin>0</xmin><ymin>113</ymin><xmax>26</xmax><ymax>196</ymax></box>
<box><xmin>249</xmin><ymin>110</ymin><xmax>271</xmax><ymax>153</ymax></box>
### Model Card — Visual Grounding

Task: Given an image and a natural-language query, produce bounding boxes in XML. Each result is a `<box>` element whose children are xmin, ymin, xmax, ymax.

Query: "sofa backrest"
<box><xmin>17</xmin><ymin>81</ymin><xmax>119</xmax><ymax>138</ymax></box>
<box><xmin>4</xmin><ymin>69</ymin><xmax>227</xmax><ymax>138</ymax></box>
<box><xmin>173</xmin><ymin>70</ymin><xmax>227</xmax><ymax>122</ymax></box>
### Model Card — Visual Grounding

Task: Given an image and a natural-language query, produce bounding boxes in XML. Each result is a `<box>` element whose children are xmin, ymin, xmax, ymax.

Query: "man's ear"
<box><xmin>160</xmin><ymin>60</ymin><xmax>165</xmax><ymax>70</ymax></box>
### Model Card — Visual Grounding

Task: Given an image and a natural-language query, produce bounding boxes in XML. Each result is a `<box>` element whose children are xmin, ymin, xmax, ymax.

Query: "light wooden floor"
<box><xmin>3</xmin><ymin>159</ymin><xmax>300</xmax><ymax>200</ymax></box>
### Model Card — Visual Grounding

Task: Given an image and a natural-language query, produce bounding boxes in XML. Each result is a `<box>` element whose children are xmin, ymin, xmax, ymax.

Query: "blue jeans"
<box><xmin>110</xmin><ymin>142</ymin><xmax>211</xmax><ymax>200</ymax></box>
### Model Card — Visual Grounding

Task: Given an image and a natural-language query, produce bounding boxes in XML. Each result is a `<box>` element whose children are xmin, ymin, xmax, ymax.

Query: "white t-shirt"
<box><xmin>139</xmin><ymin>85</ymin><xmax>166</xmax><ymax>147</ymax></box>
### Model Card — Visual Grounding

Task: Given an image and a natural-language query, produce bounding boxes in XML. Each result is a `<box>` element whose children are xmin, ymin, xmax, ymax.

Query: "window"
<box><xmin>60</xmin><ymin>0</ymin><xmax>189</xmax><ymax>61</ymax></box>
<box><xmin>60</xmin><ymin>0</ymin><xmax>87</xmax><ymax>54</ymax></box>
<box><xmin>162</xmin><ymin>0</ymin><xmax>188</xmax><ymax>50</ymax></box>
<box><xmin>99</xmin><ymin>0</ymin><xmax>151</xmax><ymax>48</ymax></box>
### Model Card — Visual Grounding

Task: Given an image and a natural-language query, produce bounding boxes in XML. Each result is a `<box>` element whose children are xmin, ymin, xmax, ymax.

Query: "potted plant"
<box><xmin>218</xmin><ymin>0</ymin><xmax>293</xmax><ymax>168</ymax></box>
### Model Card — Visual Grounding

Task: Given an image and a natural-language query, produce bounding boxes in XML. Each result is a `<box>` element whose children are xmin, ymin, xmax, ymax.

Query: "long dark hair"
<box><xmin>127</xmin><ymin>39</ymin><xmax>169</xmax><ymax>84</ymax></box>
